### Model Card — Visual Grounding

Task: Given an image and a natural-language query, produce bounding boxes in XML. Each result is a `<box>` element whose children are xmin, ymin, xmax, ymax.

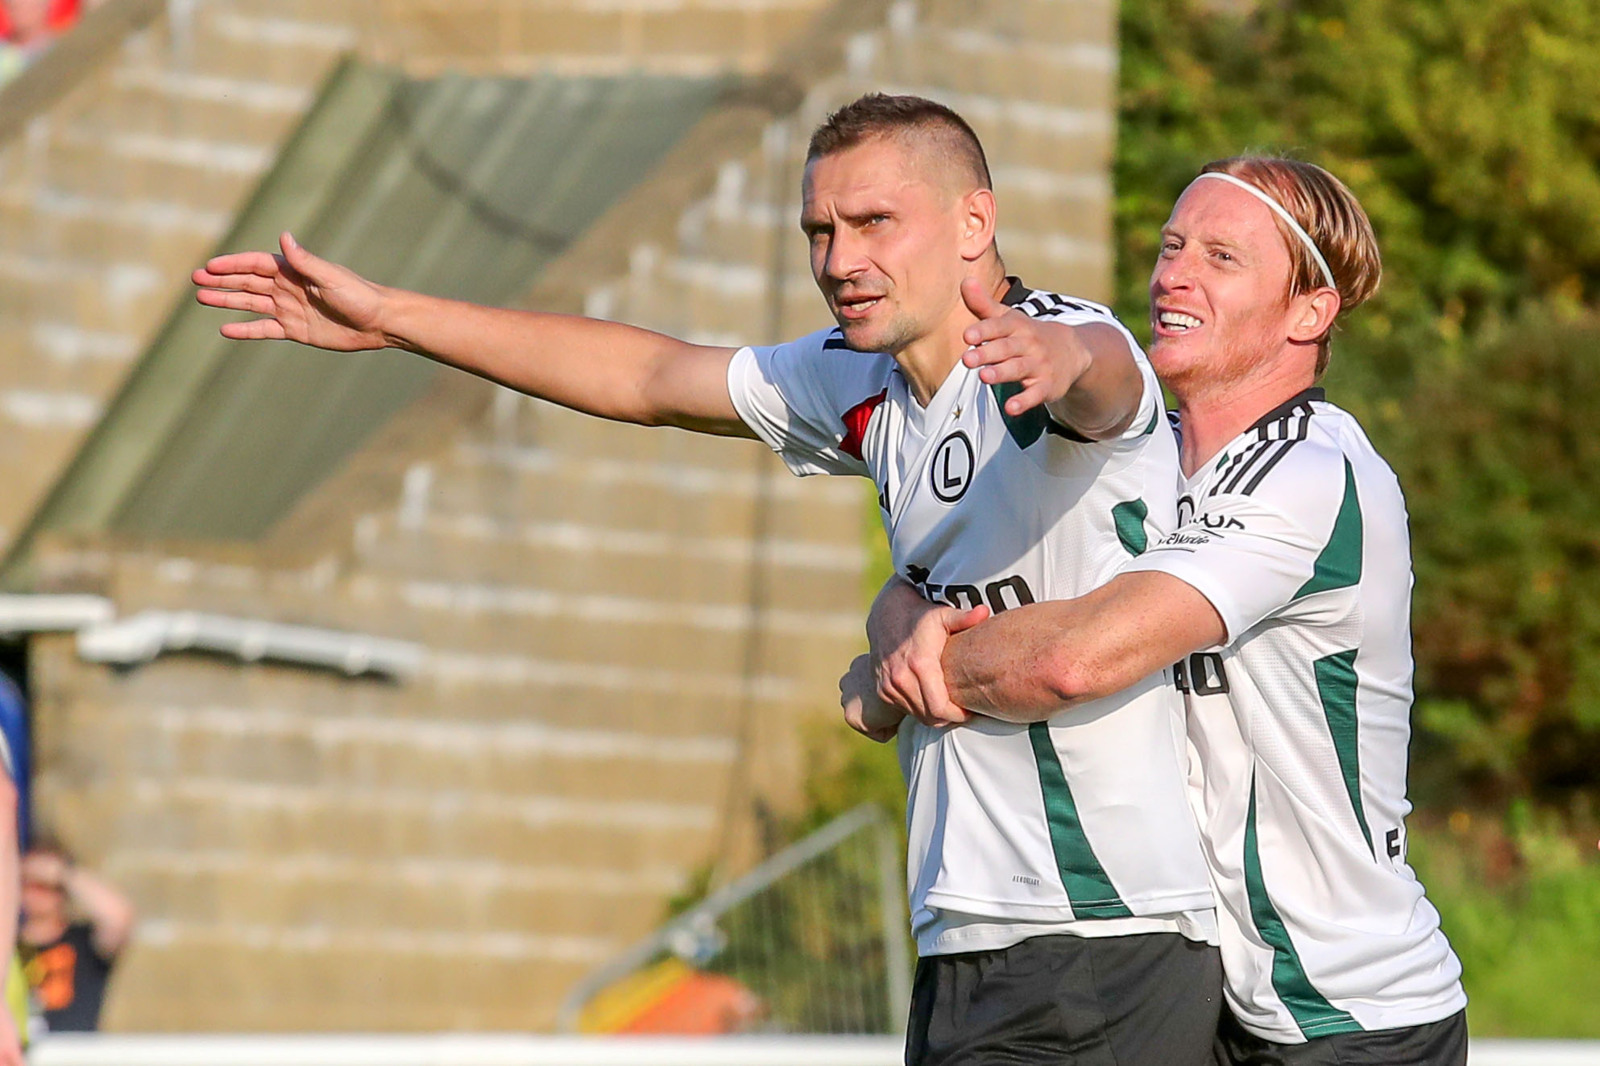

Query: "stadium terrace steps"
<box><xmin>94</xmin><ymin>558</ymin><xmax>857</xmax><ymax>673</ymax></box>
<box><xmin>38</xmin><ymin>630</ymin><xmax>767</xmax><ymax>736</ymax></box>
<box><xmin>366</xmin><ymin>1</ymin><xmax>824</xmax><ymax>75</ymax></box>
<box><xmin>88</xmin><ymin>779</ymin><xmax>716</xmax><ymax>867</ymax></box>
<box><xmin>77</xmin><ymin>703</ymin><xmax>737</xmax><ymax>806</ymax></box>
<box><xmin>111</xmin><ymin>859</ymin><xmax>675</xmax><ymax>939</ymax></box>
<box><xmin>14</xmin><ymin>0</ymin><xmax>1115</xmax><ymax>1035</ymax></box>
<box><xmin>344</xmin><ymin>513</ymin><xmax>863</xmax><ymax>608</ymax></box>
<box><xmin>114</xmin><ymin>938</ymin><xmax>597</xmax><ymax>1031</ymax></box>
<box><xmin>919</xmin><ymin>0</ymin><xmax>1115</xmax><ymax>45</ymax></box>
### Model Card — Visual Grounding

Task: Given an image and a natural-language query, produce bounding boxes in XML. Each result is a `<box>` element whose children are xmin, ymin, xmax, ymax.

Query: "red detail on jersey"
<box><xmin>0</xmin><ymin>0</ymin><xmax>80</xmax><ymax>39</ymax></box>
<box><xmin>839</xmin><ymin>389</ymin><xmax>888</xmax><ymax>460</ymax></box>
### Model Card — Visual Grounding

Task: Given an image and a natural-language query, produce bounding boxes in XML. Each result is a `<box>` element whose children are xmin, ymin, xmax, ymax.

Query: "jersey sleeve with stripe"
<box><xmin>728</xmin><ymin>285</ymin><xmax>1214</xmax><ymax>959</ymax></box>
<box><xmin>984</xmin><ymin>290</ymin><xmax>1167</xmax><ymax>473</ymax></box>
<box><xmin>1127</xmin><ymin>412</ymin><xmax>1352</xmax><ymax>643</ymax></box>
<box><xmin>726</xmin><ymin>327</ymin><xmax>890</xmax><ymax>479</ymax></box>
<box><xmin>1122</xmin><ymin>392</ymin><xmax>1466</xmax><ymax>1043</ymax></box>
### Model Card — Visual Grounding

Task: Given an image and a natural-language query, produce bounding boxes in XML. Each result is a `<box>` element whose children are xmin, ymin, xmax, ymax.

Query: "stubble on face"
<box><xmin>1147</xmin><ymin>183</ymin><xmax>1300</xmax><ymax>407</ymax></box>
<box><xmin>803</xmin><ymin>136</ymin><xmax>971</xmax><ymax>357</ymax></box>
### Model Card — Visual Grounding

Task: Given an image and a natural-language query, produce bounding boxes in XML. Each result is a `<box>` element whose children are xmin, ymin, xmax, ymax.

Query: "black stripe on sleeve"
<box><xmin>1216</xmin><ymin>406</ymin><xmax>1312</xmax><ymax>496</ymax></box>
<box><xmin>1210</xmin><ymin>446</ymin><xmax>1257</xmax><ymax>497</ymax></box>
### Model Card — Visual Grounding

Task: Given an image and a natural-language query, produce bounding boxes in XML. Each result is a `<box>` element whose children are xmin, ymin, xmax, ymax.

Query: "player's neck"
<box><xmin>894</xmin><ymin>332</ymin><xmax>966</xmax><ymax>408</ymax></box>
<box><xmin>894</xmin><ymin>270</ymin><xmax>1009</xmax><ymax>407</ymax></box>
<box><xmin>1173</xmin><ymin>364</ymin><xmax>1317</xmax><ymax>477</ymax></box>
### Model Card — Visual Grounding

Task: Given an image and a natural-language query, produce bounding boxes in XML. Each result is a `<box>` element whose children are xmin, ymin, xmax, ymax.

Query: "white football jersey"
<box><xmin>1123</xmin><ymin>389</ymin><xmax>1467</xmax><ymax>1042</ymax></box>
<box><xmin>728</xmin><ymin>280</ymin><xmax>1214</xmax><ymax>955</ymax></box>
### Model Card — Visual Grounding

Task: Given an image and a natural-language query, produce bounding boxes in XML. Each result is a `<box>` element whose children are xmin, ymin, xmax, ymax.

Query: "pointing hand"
<box><xmin>960</xmin><ymin>276</ymin><xmax>1092</xmax><ymax>417</ymax></box>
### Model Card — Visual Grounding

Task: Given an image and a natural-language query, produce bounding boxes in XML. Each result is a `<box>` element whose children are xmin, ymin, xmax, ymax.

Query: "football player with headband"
<box><xmin>858</xmin><ymin>156</ymin><xmax>1469</xmax><ymax>1066</ymax></box>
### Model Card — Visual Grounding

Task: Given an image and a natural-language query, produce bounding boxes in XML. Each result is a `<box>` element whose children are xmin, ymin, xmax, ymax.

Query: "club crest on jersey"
<box><xmin>931</xmin><ymin>430</ymin><xmax>975</xmax><ymax>504</ymax></box>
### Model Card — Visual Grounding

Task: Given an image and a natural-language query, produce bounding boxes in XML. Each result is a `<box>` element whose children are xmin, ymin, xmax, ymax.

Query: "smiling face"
<box><xmin>801</xmin><ymin>136</ymin><xmax>980</xmax><ymax>356</ymax></box>
<box><xmin>1149</xmin><ymin>179</ymin><xmax>1319</xmax><ymax>402</ymax></box>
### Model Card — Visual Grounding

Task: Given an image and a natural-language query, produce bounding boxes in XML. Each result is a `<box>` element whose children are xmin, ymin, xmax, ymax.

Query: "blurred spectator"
<box><xmin>18</xmin><ymin>838</ymin><xmax>133</xmax><ymax>1033</ymax></box>
<box><xmin>0</xmin><ymin>0</ymin><xmax>81</xmax><ymax>84</ymax></box>
<box><xmin>0</xmin><ymin>728</ymin><xmax>23</xmax><ymax>1064</ymax></box>
<box><xmin>578</xmin><ymin>958</ymin><xmax>765</xmax><ymax>1035</ymax></box>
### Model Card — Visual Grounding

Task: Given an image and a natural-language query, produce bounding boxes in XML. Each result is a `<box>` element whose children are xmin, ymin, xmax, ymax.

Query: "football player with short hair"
<box><xmin>196</xmin><ymin>92</ymin><xmax>1222</xmax><ymax>1066</ymax></box>
<box><xmin>859</xmin><ymin>156</ymin><xmax>1469</xmax><ymax>1066</ymax></box>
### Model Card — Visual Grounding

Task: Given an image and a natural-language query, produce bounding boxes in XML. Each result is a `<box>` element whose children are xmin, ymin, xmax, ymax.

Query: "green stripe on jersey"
<box><xmin>1315</xmin><ymin>648</ymin><xmax>1373</xmax><ymax>853</ymax></box>
<box><xmin>989</xmin><ymin>386</ymin><xmax>1156</xmax><ymax>447</ymax></box>
<box><xmin>1028</xmin><ymin>723</ymin><xmax>1133</xmax><ymax>919</ymax></box>
<box><xmin>992</xmin><ymin>383</ymin><xmax>1050</xmax><ymax>448</ymax></box>
<box><xmin>1112</xmin><ymin>499</ymin><xmax>1149</xmax><ymax>556</ymax></box>
<box><xmin>1244</xmin><ymin>777</ymin><xmax>1362</xmax><ymax>1038</ymax></box>
<box><xmin>1295</xmin><ymin>458</ymin><xmax>1362</xmax><ymax>599</ymax></box>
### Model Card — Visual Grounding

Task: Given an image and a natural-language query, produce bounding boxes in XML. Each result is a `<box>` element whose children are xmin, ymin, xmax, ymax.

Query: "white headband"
<box><xmin>1191</xmin><ymin>171</ymin><xmax>1337</xmax><ymax>291</ymax></box>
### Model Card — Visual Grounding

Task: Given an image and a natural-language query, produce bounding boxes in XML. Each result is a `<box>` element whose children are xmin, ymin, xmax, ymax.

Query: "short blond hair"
<box><xmin>1201</xmin><ymin>157</ymin><xmax>1381</xmax><ymax>376</ymax></box>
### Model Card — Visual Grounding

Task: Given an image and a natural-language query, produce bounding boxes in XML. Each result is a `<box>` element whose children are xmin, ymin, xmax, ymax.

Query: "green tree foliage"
<box><xmin>1118</xmin><ymin>0</ymin><xmax>1600</xmax><ymax>364</ymax></box>
<box><xmin>1399</xmin><ymin>316</ymin><xmax>1600</xmax><ymax>807</ymax></box>
<box><xmin>1116</xmin><ymin>0</ymin><xmax>1600</xmax><ymax>809</ymax></box>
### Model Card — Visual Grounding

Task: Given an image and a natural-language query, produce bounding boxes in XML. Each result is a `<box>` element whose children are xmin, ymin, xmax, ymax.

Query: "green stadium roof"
<box><xmin>3</xmin><ymin>59</ymin><xmax>728</xmax><ymax>585</ymax></box>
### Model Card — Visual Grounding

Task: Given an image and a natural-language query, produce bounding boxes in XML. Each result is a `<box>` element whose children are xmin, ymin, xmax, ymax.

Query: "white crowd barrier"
<box><xmin>25</xmin><ymin>1034</ymin><xmax>1600</xmax><ymax>1065</ymax></box>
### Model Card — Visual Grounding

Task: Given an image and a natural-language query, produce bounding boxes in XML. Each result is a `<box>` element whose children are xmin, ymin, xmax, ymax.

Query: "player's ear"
<box><xmin>958</xmin><ymin>188</ymin><xmax>997</xmax><ymax>263</ymax></box>
<box><xmin>1288</xmin><ymin>288</ymin><xmax>1341</xmax><ymax>345</ymax></box>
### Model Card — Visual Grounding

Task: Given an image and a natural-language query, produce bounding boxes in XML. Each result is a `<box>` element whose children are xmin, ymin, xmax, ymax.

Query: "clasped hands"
<box><xmin>839</xmin><ymin>578</ymin><xmax>991</xmax><ymax>742</ymax></box>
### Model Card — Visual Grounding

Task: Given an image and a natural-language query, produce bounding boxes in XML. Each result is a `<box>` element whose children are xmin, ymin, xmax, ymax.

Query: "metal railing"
<box><xmin>557</xmin><ymin>804</ymin><xmax>911</xmax><ymax>1035</ymax></box>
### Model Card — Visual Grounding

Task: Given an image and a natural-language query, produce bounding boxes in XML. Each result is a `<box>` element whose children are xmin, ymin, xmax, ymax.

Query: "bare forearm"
<box><xmin>943</xmin><ymin>572</ymin><xmax>1225</xmax><ymax>721</ymax></box>
<box><xmin>943</xmin><ymin>598</ymin><xmax>1104</xmax><ymax>721</ymax></box>
<box><xmin>378</xmin><ymin>288</ymin><xmax>746</xmax><ymax>434</ymax></box>
<box><xmin>66</xmin><ymin>866</ymin><xmax>136</xmax><ymax>955</ymax></box>
<box><xmin>1045</xmin><ymin>323</ymin><xmax>1145</xmax><ymax>440</ymax></box>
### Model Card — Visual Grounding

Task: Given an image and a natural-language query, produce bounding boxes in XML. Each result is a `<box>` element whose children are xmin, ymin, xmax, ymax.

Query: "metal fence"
<box><xmin>558</xmin><ymin>804</ymin><xmax>912</xmax><ymax>1036</ymax></box>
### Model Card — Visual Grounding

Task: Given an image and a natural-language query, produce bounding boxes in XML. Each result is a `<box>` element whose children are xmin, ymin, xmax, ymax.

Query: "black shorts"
<box><xmin>1213</xmin><ymin>1007</ymin><xmax>1468</xmax><ymax>1066</ymax></box>
<box><xmin>905</xmin><ymin>931</ymin><xmax>1223</xmax><ymax>1066</ymax></box>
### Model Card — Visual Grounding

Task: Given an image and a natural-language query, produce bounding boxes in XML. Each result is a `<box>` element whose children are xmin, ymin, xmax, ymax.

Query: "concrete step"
<box><xmin>35</xmin><ymin>129</ymin><xmax>265</xmax><ymax>217</ymax></box>
<box><xmin>920</xmin><ymin>0</ymin><xmax>1114</xmax><ymax>48</ymax></box>
<box><xmin>349</xmin><ymin>511</ymin><xmax>863</xmax><ymax>612</ymax></box>
<box><xmin>86</xmin><ymin>702</ymin><xmax>735</xmax><ymax>806</ymax></box>
<box><xmin>0</xmin><ymin>345</ymin><xmax>130</xmax><ymax>404</ymax></box>
<box><xmin>102</xmin><ymin>570</ymin><xmax>859</xmax><ymax>677</ymax></box>
<box><xmin>48</xmin><ymin>639</ymin><xmax>766</xmax><ymax>738</ymax></box>
<box><xmin>176</xmin><ymin>7</ymin><xmax>355</xmax><ymax>88</ymax></box>
<box><xmin>67</xmin><ymin>68</ymin><xmax>313</xmax><ymax>148</ymax></box>
<box><xmin>876</xmin><ymin>26</ymin><xmax>1115</xmax><ymax>112</ymax></box>
<box><xmin>376</xmin><ymin>0</ymin><xmax>821</xmax><ymax>70</ymax></box>
<box><xmin>105</xmin><ymin>930</ymin><xmax>597</xmax><ymax>1030</ymax></box>
<box><xmin>0</xmin><ymin>247</ymin><xmax>170</xmax><ymax>335</ymax></box>
<box><xmin>422</xmin><ymin>439</ymin><xmax>867</xmax><ymax>549</ymax></box>
<box><xmin>0</xmin><ymin>186</ymin><xmax>228</xmax><ymax>265</ymax></box>
<box><xmin>474</xmin><ymin>400</ymin><xmax>765</xmax><ymax>466</ymax></box>
<box><xmin>111</xmin><ymin>852</ymin><xmax>677</xmax><ymax>938</ymax></box>
<box><xmin>86</xmin><ymin>777</ymin><xmax>718</xmax><ymax>869</ymax></box>
<box><xmin>0</xmin><ymin>319</ymin><xmax>140</xmax><ymax>370</ymax></box>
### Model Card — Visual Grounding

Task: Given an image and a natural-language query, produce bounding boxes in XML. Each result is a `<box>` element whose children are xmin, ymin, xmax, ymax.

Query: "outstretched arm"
<box><xmin>958</xmin><ymin>277</ymin><xmax>1145</xmax><ymax>440</ymax></box>
<box><xmin>20</xmin><ymin>850</ymin><xmax>137</xmax><ymax>958</ymax></box>
<box><xmin>194</xmin><ymin>233</ymin><xmax>754</xmax><ymax>437</ymax></box>
<box><xmin>942</xmin><ymin>571</ymin><xmax>1225</xmax><ymax>721</ymax></box>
